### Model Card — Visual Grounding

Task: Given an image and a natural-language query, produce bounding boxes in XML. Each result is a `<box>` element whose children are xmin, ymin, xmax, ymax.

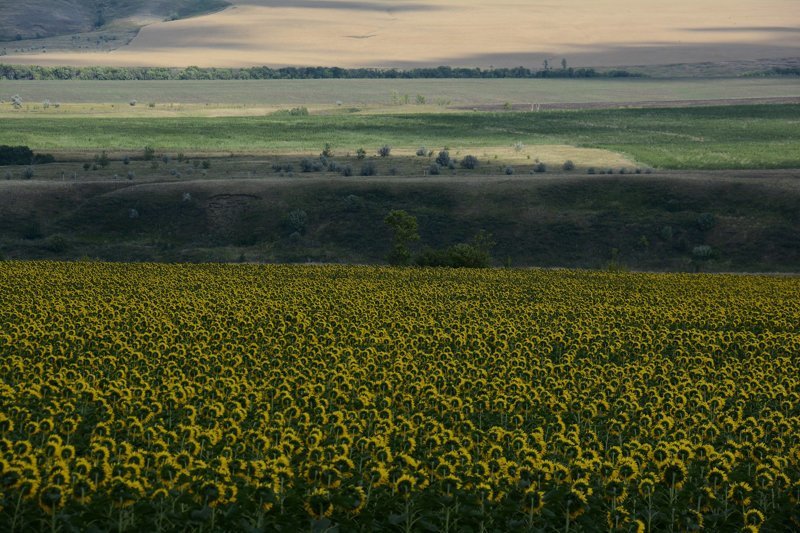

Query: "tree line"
<box><xmin>0</xmin><ymin>64</ymin><xmax>642</xmax><ymax>81</ymax></box>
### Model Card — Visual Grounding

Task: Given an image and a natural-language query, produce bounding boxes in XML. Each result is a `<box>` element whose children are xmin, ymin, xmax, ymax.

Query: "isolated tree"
<box><xmin>384</xmin><ymin>210</ymin><xmax>419</xmax><ymax>266</ymax></box>
<box><xmin>561</xmin><ymin>58</ymin><xmax>568</xmax><ymax>70</ymax></box>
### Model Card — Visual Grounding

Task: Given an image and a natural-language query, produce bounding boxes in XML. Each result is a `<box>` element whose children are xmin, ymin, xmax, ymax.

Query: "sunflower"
<box><xmin>38</xmin><ymin>484</ymin><xmax>67</xmax><ymax>513</ymax></box>
<box><xmin>744</xmin><ymin>509</ymin><xmax>765</xmax><ymax>527</ymax></box>
<box><xmin>303</xmin><ymin>487</ymin><xmax>334</xmax><ymax>519</ymax></box>
<box><xmin>109</xmin><ymin>476</ymin><xmax>142</xmax><ymax>508</ymax></box>
<box><xmin>565</xmin><ymin>487</ymin><xmax>589</xmax><ymax>520</ymax></box>
<box><xmin>523</xmin><ymin>486</ymin><xmax>545</xmax><ymax>515</ymax></box>
<box><xmin>727</xmin><ymin>482</ymin><xmax>752</xmax><ymax>507</ymax></box>
<box><xmin>659</xmin><ymin>459</ymin><xmax>688</xmax><ymax>490</ymax></box>
<box><xmin>393</xmin><ymin>474</ymin><xmax>416</xmax><ymax>497</ymax></box>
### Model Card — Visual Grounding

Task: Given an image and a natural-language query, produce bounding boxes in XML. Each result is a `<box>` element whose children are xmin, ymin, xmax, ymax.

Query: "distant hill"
<box><xmin>1</xmin><ymin>1</ymin><xmax>798</xmax><ymax>70</ymax></box>
<box><xmin>0</xmin><ymin>0</ymin><xmax>229</xmax><ymax>42</ymax></box>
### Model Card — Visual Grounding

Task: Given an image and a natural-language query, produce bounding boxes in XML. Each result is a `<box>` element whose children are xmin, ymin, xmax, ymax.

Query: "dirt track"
<box><xmin>452</xmin><ymin>96</ymin><xmax>800</xmax><ymax>112</ymax></box>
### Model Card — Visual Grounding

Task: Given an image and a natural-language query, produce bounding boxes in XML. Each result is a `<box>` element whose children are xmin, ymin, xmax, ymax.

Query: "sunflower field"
<box><xmin>0</xmin><ymin>262</ymin><xmax>799</xmax><ymax>532</ymax></box>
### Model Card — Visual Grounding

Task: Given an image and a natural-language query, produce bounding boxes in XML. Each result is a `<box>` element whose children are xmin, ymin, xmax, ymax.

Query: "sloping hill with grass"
<box><xmin>0</xmin><ymin>0</ymin><xmax>229</xmax><ymax>42</ymax></box>
<box><xmin>1</xmin><ymin>173</ymin><xmax>799</xmax><ymax>271</ymax></box>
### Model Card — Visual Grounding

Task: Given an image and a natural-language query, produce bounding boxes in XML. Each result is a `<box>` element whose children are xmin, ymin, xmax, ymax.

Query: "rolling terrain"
<box><xmin>1</xmin><ymin>0</ymin><xmax>799</xmax><ymax>68</ymax></box>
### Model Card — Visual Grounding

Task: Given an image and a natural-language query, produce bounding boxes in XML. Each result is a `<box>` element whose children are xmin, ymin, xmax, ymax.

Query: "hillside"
<box><xmin>1</xmin><ymin>172</ymin><xmax>798</xmax><ymax>271</ymax></box>
<box><xmin>0</xmin><ymin>0</ymin><xmax>228</xmax><ymax>42</ymax></box>
<box><xmin>1</xmin><ymin>0</ymin><xmax>798</xmax><ymax>68</ymax></box>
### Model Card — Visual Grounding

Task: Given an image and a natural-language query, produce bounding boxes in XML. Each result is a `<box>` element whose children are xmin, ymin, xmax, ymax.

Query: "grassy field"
<box><xmin>2</xmin><ymin>78</ymin><xmax>799</xmax><ymax>108</ymax></box>
<box><xmin>2</xmin><ymin>105</ymin><xmax>799</xmax><ymax>169</ymax></box>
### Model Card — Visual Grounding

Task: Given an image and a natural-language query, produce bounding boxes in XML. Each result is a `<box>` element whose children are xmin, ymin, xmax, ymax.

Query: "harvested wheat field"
<box><xmin>2</xmin><ymin>0</ymin><xmax>799</xmax><ymax>68</ymax></box>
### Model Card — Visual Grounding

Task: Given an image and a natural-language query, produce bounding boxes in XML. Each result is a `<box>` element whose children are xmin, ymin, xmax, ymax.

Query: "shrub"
<box><xmin>129</xmin><ymin>99</ymin><xmax>137</xmax><ymax>107</ymax></box>
<box><xmin>505</xmin><ymin>166</ymin><xmax>514</xmax><ymax>175</ymax></box>
<box><xmin>161</xmin><ymin>155</ymin><xmax>170</xmax><ymax>164</ymax></box>
<box><xmin>321</xmin><ymin>143</ymin><xmax>333</xmax><ymax>158</ymax></box>
<box><xmin>42</xmin><ymin>99</ymin><xmax>51</xmax><ymax>109</ymax></box>
<box><xmin>513</xmin><ymin>141</ymin><xmax>525</xmax><ymax>152</ymax></box>
<box><xmin>692</xmin><ymin>245</ymin><xmax>714</xmax><ymax>259</ymax></box>
<box><xmin>11</xmin><ymin>94</ymin><xmax>23</xmax><ymax>109</ymax></box>
<box><xmin>360</xmin><ymin>162</ymin><xmax>377</xmax><ymax>176</ymax></box>
<box><xmin>697</xmin><ymin>213</ymin><xmax>716</xmax><ymax>231</ymax></box>
<box><xmin>416</xmin><ymin>147</ymin><xmax>427</xmax><ymax>157</ymax></box>
<box><xmin>23</xmin><ymin>167</ymin><xmax>34</xmax><ymax>179</ymax></box>
<box><xmin>659</xmin><ymin>226</ymin><xmax>674</xmax><ymax>241</ymax></box>
<box><xmin>562</xmin><ymin>160</ymin><xmax>575</xmax><ymax>171</ymax></box>
<box><xmin>202</xmin><ymin>160</ymin><xmax>211</xmax><ymax>169</ymax></box>
<box><xmin>587</xmin><ymin>167</ymin><xmax>596</xmax><ymax>175</ymax></box>
<box><xmin>533</xmin><ymin>162</ymin><xmax>547</xmax><ymax>173</ymax></box>
<box><xmin>95</xmin><ymin>151</ymin><xmax>110</xmax><ymax>168</ymax></box>
<box><xmin>286</xmin><ymin>209</ymin><xmax>308</xmax><ymax>234</ymax></box>
<box><xmin>300</xmin><ymin>158</ymin><xmax>315</xmax><ymax>173</ymax></box>
<box><xmin>148</xmin><ymin>102</ymin><xmax>156</xmax><ymax>108</ymax></box>
<box><xmin>460</xmin><ymin>155</ymin><xmax>479</xmax><ymax>169</ymax></box>
<box><xmin>341</xmin><ymin>165</ymin><xmax>353</xmax><ymax>177</ymax></box>
<box><xmin>123</xmin><ymin>156</ymin><xmax>130</xmax><ymax>165</ymax></box>
<box><xmin>435</xmin><ymin>150</ymin><xmax>451</xmax><ymax>167</ymax></box>
<box><xmin>127</xmin><ymin>171</ymin><xmax>135</xmax><ymax>180</ymax></box>
<box><xmin>356</xmin><ymin>148</ymin><xmax>366</xmax><ymax>160</ymax></box>
<box><xmin>143</xmin><ymin>146</ymin><xmax>155</xmax><ymax>161</ymax></box>
<box><xmin>378</xmin><ymin>145</ymin><xmax>391</xmax><ymax>157</ymax></box>
<box><xmin>343</xmin><ymin>194</ymin><xmax>363</xmax><ymax>211</ymax></box>
<box><xmin>44</xmin><ymin>235</ymin><xmax>69</xmax><ymax>253</ymax></box>
<box><xmin>428</xmin><ymin>164</ymin><xmax>440</xmax><ymax>175</ymax></box>
<box><xmin>83</xmin><ymin>162</ymin><xmax>91</xmax><ymax>171</ymax></box>
<box><xmin>415</xmin><ymin>244</ymin><xmax>490</xmax><ymax>268</ymax></box>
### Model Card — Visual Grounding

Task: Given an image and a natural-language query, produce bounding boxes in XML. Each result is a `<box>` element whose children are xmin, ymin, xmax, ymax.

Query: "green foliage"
<box><xmin>286</xmin><ymin>209</ymin><xmax>308</xmax><ymax>234</ymax></box>
<box><xmin>460</xmin><ymin>155</ymin><xmax>479</xmax><ymax>169</ymax></box>
<box><xmin>435</xmin><ymin>150</ymin><xmax>451</xmax><ymax>167</ymax></box>
<box><xmin>384</xmin><ymin>210</ymin><xmax>419</xmax><ymax>266</ymax></box>
<box><xmin>415</xmin><ymin>231</ymin><xmax>494</xmax><ymax>268</ymax></box>
<box><xmin>0</xmin><ymin>64</ymin><xmax>637</xmax><ymax>81</ymax></box>
<box><xmin>0</xmin><ymin>145</ymin><xmax>33</xmax><ymax>165</ymax></box>
<box><xmin>697</xmin><ymin>212</ymin><xmax>716</xmax><ymax>231</ymax></box>
<box><xmin>95</xmin><ymin>151</ymin><xmax>110</xmax><ymax>168</ymax></box>
<box><xmin>360</xmin><ymin>162</ymin><xmax>376</xmax><ymax>176</ymax></box>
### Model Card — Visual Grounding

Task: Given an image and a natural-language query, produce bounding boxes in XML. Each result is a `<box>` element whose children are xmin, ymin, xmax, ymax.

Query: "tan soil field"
<box><xmin>2</xmin><ymin>0</ymin><xmax>799</xmax><ymax>68</ymax></box>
